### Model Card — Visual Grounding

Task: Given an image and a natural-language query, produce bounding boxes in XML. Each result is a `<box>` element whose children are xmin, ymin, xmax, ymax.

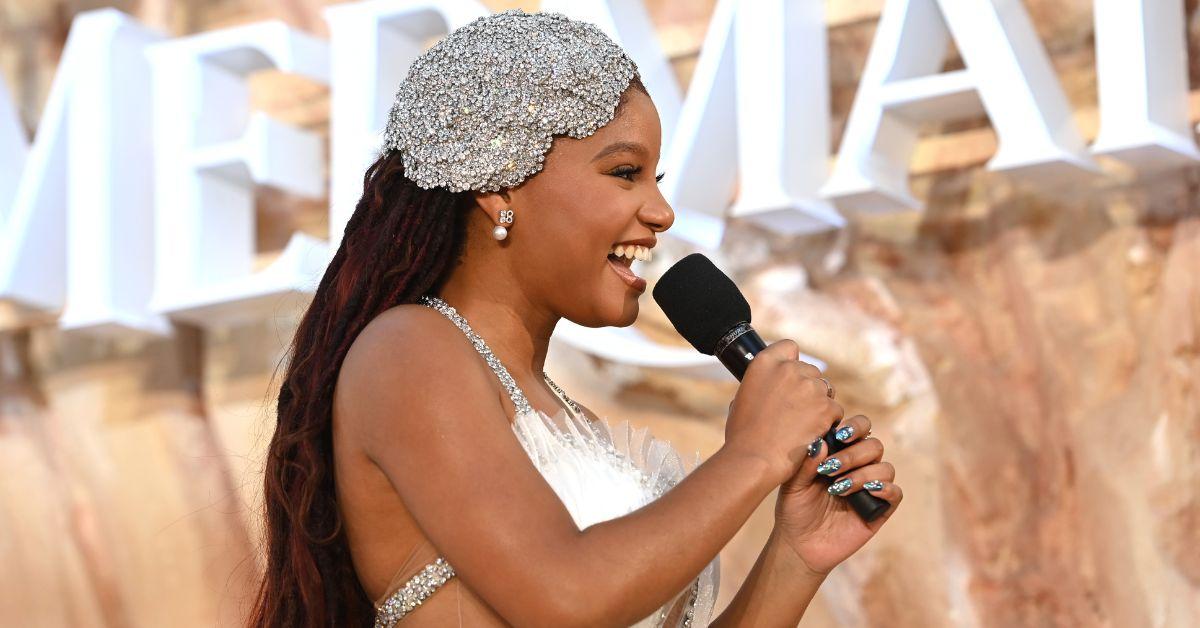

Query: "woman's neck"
<box><xmin>434</xmin><ymin>277</ymin><xmax>558</xmax><ymax>382</ymax></box>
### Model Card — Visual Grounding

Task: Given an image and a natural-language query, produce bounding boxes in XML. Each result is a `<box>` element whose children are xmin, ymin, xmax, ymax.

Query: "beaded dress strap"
<box><xmin>373</xmin><ymin>558</ymin><xmax>456</xmax><ymax>627</ymax></box>
<box><xmin>417</xmin><ymin>295</ymin><xmax>586</xmax><ymax>421</ymax></box>
<box><xmin>417</xmin><ymin>295</ymin><xmax>533</xmax><ymax>415</ymax></box>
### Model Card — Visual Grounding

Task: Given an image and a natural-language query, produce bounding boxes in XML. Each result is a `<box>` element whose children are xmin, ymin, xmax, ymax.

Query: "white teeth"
<box><xmin>609</xmin><ymin>244</ymin><xmax>652</xmax><ymax>262</ymax></box>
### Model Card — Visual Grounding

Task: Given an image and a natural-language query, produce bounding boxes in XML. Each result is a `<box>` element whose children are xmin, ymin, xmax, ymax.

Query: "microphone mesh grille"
<box><xmin>651</xmin><ymin>253</ymin><xmax>751</xmax><ymax>355</ymax></box>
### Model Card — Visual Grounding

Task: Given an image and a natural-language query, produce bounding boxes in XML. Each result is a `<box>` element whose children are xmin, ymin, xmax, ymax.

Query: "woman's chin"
<box><xmin>621</xmin><ymin>292</ymin><xmax>645</xmax><ymax>323</ymax></box>
<box><xmin>591</xmin><ymin>264</ymin><xmax>646</xmax><ymax>325</ymax></box>
<box><xmin>594</xmin><ymin>290</ymin><xmax>641</xmax><ymax>327</ymax></box>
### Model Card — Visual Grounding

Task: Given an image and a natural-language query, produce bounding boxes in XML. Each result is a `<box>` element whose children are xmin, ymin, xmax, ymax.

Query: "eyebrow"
<box><xmin>591</xmin><ymin>141</ymin><xmax>648</xmax><ymax>163</ymax></box>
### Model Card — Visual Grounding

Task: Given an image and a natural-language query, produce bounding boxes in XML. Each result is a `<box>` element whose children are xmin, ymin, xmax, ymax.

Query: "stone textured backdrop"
<box><xmin>1</xmin><ymin>0</ymin><xmax>1198</xmax><ymax>626</ymax></box>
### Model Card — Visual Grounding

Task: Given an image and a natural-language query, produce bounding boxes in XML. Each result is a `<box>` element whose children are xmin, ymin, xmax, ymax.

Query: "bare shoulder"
<box><xmin>346</xmin><ymin>302</ymin><xmax>475</xmax><ymax>372</ymax></box>
<box><xmin>355</xmin><ymin>302</ymin><xmax>462</xmax><ymax>347</ymax></box>
<box><xmin>337</xmin><ymin>303</ymin><xmax>498</xmax><ymax>447</ymax></box>
<box><xmin>333</xmin><ymin>303</ymin><xmax>588</xmax><ymax>626</ymax></box>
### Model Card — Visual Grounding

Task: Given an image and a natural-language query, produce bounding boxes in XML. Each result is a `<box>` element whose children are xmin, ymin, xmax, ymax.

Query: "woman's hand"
<box><xmin>771</xmin><ymin>413</ymin><xmax>902</xmax><ymax>576</ymax></box>
<box><xmin>722</xmin><ymin>340</ymin><xmax>846</xmax><ymax>490</ymax></box>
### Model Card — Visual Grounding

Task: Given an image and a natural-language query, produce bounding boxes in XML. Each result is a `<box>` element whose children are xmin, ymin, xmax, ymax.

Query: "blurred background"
<box><xmin>2</xmin><ymin>0</ymin><xmax>1198</xmax><ymax>626</ymax></box>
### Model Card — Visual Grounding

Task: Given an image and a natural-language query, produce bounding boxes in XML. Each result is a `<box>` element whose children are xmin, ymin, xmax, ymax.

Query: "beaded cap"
<box><xmin>381</xmin><ymin>9</ymin><xmax>641</xmax><ymax>192</ymax></box>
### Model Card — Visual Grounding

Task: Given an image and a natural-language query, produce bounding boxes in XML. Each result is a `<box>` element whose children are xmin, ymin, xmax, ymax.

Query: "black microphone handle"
<box><xmin>717</xmin><ymin>324</ymin><xmax>891</xmax><ymax>523</ymax></box>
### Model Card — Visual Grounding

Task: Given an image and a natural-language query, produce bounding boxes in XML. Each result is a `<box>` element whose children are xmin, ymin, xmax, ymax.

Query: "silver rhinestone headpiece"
<box><xmin>381</xmin><ymin>9</ymin><xmax>641</xmax><ymax>193</ymax></box>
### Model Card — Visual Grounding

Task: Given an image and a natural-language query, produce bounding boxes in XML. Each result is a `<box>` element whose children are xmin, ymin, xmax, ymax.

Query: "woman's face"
<box><xmin>482</xmin><ymin>87</ymin><xmax>673</xmax><ymax>327</ymax></box>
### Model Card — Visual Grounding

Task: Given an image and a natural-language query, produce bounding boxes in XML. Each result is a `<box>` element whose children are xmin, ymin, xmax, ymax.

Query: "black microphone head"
<box><xmin>652</xmin><ymin>253</ymin><xmax>751</xmax><ymax>355</ymax></box>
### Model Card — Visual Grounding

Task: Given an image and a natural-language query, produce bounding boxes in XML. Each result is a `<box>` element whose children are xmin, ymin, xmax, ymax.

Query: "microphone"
<box><xmin>652</xmin><ymin>253</ymin><xmax>889</xmax><ymax>523</ymax></box>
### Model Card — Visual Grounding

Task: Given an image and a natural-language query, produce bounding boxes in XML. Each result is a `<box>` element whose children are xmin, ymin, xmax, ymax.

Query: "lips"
<box><xmin>606</xmin><ymin>252</ymin><xmax>647</xmax><ymax>292</ymax></box>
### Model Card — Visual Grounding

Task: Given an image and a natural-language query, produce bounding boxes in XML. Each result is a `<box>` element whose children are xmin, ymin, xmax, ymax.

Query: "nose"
<box><xmin>640</xmin><ymin>189</ymin><xmax>675</xmax><ymax>233</ymax></box>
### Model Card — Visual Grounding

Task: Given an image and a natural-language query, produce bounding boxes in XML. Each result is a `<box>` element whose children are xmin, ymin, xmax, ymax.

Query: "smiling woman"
<box><xmin>247</xmin><ymin>8</ymin><xmax>898</xmax><ymax>628</ymax></box>
<box><xmin>458</xmin><ymin>78</ymin><xmax>674</xmax><ymax>322</ymax></box>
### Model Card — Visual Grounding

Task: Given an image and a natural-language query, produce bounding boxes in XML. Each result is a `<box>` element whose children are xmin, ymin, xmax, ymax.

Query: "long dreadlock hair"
<box><xmin>246</xmin><ymin>148</ymin><xmax>471</xmax><ymax>627</ymax></box>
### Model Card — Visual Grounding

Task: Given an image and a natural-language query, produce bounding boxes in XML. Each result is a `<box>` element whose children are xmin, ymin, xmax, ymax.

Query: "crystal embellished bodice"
<box><xmin>372</xmin><ymin>295</ymin><xmax>720</xmax><ymax>627</ymax></box>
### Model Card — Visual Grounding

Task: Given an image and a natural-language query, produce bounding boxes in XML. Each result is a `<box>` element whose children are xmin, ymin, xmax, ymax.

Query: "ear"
<box><xmin>471</xmin><ymin>190</ymin><xmax>514</xmax><ymax>226</ymax></box>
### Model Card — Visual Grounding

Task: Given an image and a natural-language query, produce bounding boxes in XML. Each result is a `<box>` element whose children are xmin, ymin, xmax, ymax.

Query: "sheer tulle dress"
<box><xmin>371</xmin><ymin>295</ymin><xmax>720</xmax><ymax>627</ymax></box>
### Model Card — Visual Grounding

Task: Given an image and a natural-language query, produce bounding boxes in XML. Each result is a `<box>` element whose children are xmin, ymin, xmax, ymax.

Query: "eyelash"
<box><xmin>612</xmin><ymin>166</ymin><xmax>666</xmax><ymax>183</ymax></box>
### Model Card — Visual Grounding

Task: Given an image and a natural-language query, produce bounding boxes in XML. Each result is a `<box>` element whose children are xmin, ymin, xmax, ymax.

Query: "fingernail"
<box><xmin>863</xmin><ymin>480</ymin><xmax>885</xmax><ymax>491</ymax></box>
<box><xmin>834</xmin><ymin>425</ymin><xmax>855</xmax><ymax>442</ymax></box>
<box><xmin>816</xmin><ymin>457</ymin><xmax>842</xmax><ymax>475</ymax></box>
<box><xmin>807</xmin><ymin>437</ymin><xmax>823</xmax><ymax>458</ymax></box>
<box><xmin>827</xmin><ymin>477</ymin><xmax>853</xmax><ymax>495</ymax></box>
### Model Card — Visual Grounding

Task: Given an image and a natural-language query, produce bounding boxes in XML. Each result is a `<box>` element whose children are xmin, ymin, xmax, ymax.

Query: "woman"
<box><xmin>248</xmin><ymin>9</ymin><xmax>902</xmax><ymax>627</ymax></box>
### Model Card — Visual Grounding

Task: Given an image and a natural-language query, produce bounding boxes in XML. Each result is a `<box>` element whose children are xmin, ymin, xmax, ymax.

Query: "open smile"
<box><xmin>609</xmin><ymin>247</ymin><xmax>648</xmax><ymax>294</ymax></box>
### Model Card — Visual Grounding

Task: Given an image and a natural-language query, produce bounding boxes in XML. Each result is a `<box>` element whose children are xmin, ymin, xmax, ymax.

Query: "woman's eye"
<box><xmin>611</xmin><ymin>166</ymin><xmax>667</xmax><ymax>183</ymax></box>
<box><xmin>612</xmin><ymin>166</ymin><xmax>639</xmax><ymax>181</ymax></box>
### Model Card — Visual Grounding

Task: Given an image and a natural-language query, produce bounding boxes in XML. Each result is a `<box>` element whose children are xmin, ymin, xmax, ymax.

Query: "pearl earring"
<box><xmin>493</xmin><ymin>208</ymin><xmax>513</xmax><ymax>240</ymax></box>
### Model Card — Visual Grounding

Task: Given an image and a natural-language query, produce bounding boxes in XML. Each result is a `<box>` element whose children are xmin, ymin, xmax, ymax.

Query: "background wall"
<box><xmin>2</xmin><ymin>0</ymin><xmax>1198</xmax><ymax>626</ymax></box>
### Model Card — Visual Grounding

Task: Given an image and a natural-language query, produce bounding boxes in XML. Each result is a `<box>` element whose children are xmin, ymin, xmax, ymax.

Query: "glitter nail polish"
<box><xmin>807</xmin><ymin>437</ymin><xmax>823</xmax><ymax>458</ymax></box>
<box><xmin>863</xmin><ymin>480</ymin><xmax>885</xmax><ymax>491</ymax></box>
<box><xmin>834</xmin><ymin>425</ymin><xmax>855</xmax><ymax>442</ymax></box>
<box><xmin>816</xmin><ymin>457</ymin><xmax>842</xmax><ymax>475</ymax></box>
<box><xmin>828</xmin><ymin>477</ymin><xmax>853</xmax><ymax>495</ymax></box>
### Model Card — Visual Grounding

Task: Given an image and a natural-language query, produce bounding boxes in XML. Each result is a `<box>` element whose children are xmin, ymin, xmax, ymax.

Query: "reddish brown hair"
<box><xmin>246</xmin><ymin>149</ymin><xmax>472</xmax><ymax>627</ymax></box>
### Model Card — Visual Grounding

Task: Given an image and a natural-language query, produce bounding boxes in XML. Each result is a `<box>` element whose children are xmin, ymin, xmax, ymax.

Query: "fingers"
<box><xmin>825</xmin><ymin>462</ymin><xmax>903</xmax><ymax>521</ymax></box>
<box><xmin>832</xmin><ymin>414</ymin><xmax>872</xmax><ymax>444</ymax></box>
<box><xmin>795</xmin><ymin>361</ymin><xmax>822</xmax><ymax>380</ymax></box>
<box><xmin>825</xmin><ymin>399</ymin><xmax>845</xmax><ymax>427</ymax></box>
<box><xmin>760</xmin><ymin>339</ymin><xmax>822</xmax><ymax>378</ymax></box>
<box><xmin>824</xmin><ymin>460</ymin><xmax>895</xmax><ymax>495</ymax></box>
<box><xmin>784</xmin><ymin>428</ymin><xmax>835</xmax><ymax>491</ymax></box>
<box><xmin>814</xmin><ymin>435</ymin><xmax>883</xmax><ymax>478</ymax></box>
<box><xmin>752</xmin><ymin>341</ymin><xmax>830</xmax><ymax>415</ymax></box>
<box><xmin>763</xmin><ymin>338</ymin><xmax>799</xmax><ymax>361</ymax></box>
<box><xmin>775</xmin><ymin>353</ymin><xmax>844</xmax><ymax>427</ymax></box>
<box><xmin>868</xmin><ymin>480</ymin><xmax>903</xmax><ymax>524</ymax></box>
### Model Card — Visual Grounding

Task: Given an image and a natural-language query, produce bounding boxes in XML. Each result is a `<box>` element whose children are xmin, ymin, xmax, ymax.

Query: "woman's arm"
<box><xmin>571</xmin><ymin>446</ymin><xmax>776</xmax><ymax>625</ymax></box>
<box><xmin>341</xmin><ymin>308</ymin><xmax>778</xmax><ymax>627</ymax></box>
<box><xmin>709</xmin><ymin>527</ymin><xmax>827</xmax><ymax>626</ymax></box>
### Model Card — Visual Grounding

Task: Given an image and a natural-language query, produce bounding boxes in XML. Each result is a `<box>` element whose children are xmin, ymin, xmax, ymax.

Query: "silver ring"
<box><xmin>818</xmin><ymin>377</ymin><xmax>834</xmax><ymax>398</ymax></box>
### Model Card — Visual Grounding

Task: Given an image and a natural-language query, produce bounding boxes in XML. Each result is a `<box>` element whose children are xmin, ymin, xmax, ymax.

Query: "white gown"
<box><xmin>372</xmin><ymin>295</ymin><xmax>720</xmax><ymax>627</ymax></box>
